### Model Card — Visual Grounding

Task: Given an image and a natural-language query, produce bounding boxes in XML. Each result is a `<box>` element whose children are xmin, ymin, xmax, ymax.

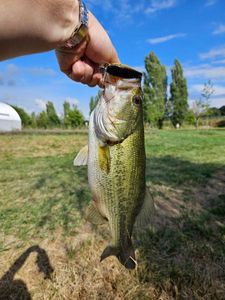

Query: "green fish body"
<box><xmin>74</xmin><ymin>64</ymin><xmax>153</xmax><ymax>269</ymax></box>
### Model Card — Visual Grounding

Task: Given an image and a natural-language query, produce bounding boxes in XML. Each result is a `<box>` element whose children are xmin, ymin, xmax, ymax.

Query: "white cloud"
<box><xmin>28</xmin><ymin>67</ymin><xmax>56</xmax><ymax>77</ymax></box>
<box><xmin>211</xmin><ymin>59</ymin><xmax>225</xmax><ymax>65</ymax></box>
<box><xmin>147</xmin><ymin>33</ymin><xmax>186</xmax><ymax>44</ymax></box>
<box><xmin>189</xmin><ymin>84</ymin><xmax>225</xmax><ymax>108</ymax></box>
<box><xmin>184</xmin><ymin>64</ymin><xmax>225</xmax><ymax>80</ymax></box>
<box><xmin>212</xmin><ymin>24</ymin><xmax>225</xmax><ymax>35</ymax></box>
<box><xmin>0</xmin><ymin>64</ymin><xmax>56</xmax><ymax>87</ymax></box>
<box><xmin>211</xmin><ymin>85</ymin><xmax>225</xmax><ymax>96</ymax></box>
<box><xmin>87</xmin><ymin>0</ymin><xmax>113</xmax><ymax>11</ymax></box>
<box><xmin>200</xmin><ymin>46</ymin><xmax>225</xmax><ymax>60</ymax></box>
<box><xmin>190</xmin><ymin>84</ymin><xmax>225</xmax><ymax>96</ymax></box>
<box><xmin>205</xmin><ymin>0</ymin><xmax>217</xmax><ymax>6</ymax></box>
<box><xmin>0</xmin><ymin>74</ymin><xmax>4</xmax><ymax>85</ymax></box>
<box><xmin>133</xmin><ymin>66</ymin><xmax>145</xmax><ymax>73</ymax></box>
<box><xmin>87</xmin><ymin>0</ymin><xmax>177</xmax><ymax>23</ymax></box>
<box><xmin>64</xmin><ymin>97</ymin><xmax>80</xmax><ymax>106</ymax></box>
<box><xmin>6</xmin><ymin>64</ymin><xmax>20</xmax><ymax>77</ymax></box>
<box><xmin>86</xmin><ymin>0</ymin><xmax>142</xmax><ymax>20</ymax></box>
<box><xmin>35</xmin><ymin>99</ymin><xmax>47</xmax><ymax>110</ymax></box>
<box><xmin>210</xmin><ymin>97</ymin><xmax>225</xmax><ymax>107</ymax></box>
<box><xmin>0</xmin><ymin>64</ymin><xmax>20</xmax><ymax>86</ymax></box>
<box><xmin>145</xmin><ymin>0</ymin><xmax>177</xmax><ymax>13</ymax></box>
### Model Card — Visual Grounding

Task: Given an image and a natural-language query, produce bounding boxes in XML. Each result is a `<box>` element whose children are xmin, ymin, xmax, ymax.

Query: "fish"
<box><xmin>74</xmin><ymin>64</ymin><xmax>154</xmax><ymax>269</ymax></box>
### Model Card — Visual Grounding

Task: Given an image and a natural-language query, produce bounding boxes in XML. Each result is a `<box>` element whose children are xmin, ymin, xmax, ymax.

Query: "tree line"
<box><xmin>12</xmin><ymin>101</ymin><xmax>84</xmax><ymax>129</ymax></box>
<box><xmin>143</xmin><ymin>52</ymin><xmax>224</xmax><ymax>128</ymax></box>
<box><xmin>12</xmin><ymin>51</ymin><xmax>225</xmax><ymax>129</ymax></box>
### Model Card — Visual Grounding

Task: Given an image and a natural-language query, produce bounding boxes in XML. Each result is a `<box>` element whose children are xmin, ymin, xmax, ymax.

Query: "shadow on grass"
<box><xmin>34</xmin><ymin>165</ymin><xmax>91</xmax><ymax>233</ymax></box>
<box><xmin>135</xmin><ymin>156</ymin><xmax>225</xmax><ymax>299</ymax></box>
<box><xmin>0</xmin><ymin>245</ymin><xmax>54</xmax><ymax>300</ymax></box>
<box><xmin>146</xmin><ymin>155</ymin><xmax>224</xmax><ymax>186</ymax></box>
<box><xmin>0</xmin><ymin>154</ymin><xmax>91</xmax><ymax>239</ymax></box>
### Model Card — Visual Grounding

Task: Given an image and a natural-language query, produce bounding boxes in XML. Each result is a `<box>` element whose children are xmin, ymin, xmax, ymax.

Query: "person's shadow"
<box><xmin>0</xmin><ymin>245</ymin><xmax>54</xmax><ymax>300</ymax></box>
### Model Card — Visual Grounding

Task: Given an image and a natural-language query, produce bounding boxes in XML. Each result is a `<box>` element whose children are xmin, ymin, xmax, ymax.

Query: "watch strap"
<box><xmin>64</xmin><ymin>1</ymin><xmax>88</xmax><ymax>48</ymax></box>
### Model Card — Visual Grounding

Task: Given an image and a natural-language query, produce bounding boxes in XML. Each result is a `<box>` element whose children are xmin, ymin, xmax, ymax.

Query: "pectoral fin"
<box><xmin>73</xmin><ymin>145</ymin><xmax>88</xmax><ymax>166</ymax></box>
<box><xmin>98</xmin><ymin>145</ymin><xmax>111</xmax><ymax>173</ymax></box>
<box><xmin>135</xmin><ymin>186</ymin><xmax>155</xmax><ymax>229</ymax></box>
<box><xmin>85</xmin><ymin>203</ymin><xmax>107</xmax><ymax>225</ymax></box>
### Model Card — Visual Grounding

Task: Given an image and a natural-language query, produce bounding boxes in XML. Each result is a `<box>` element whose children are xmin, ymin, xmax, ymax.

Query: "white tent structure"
<box><xmin>0</xmin><ymin>102</ymin><xmax>22</xmax><ymax>132</ymax></box>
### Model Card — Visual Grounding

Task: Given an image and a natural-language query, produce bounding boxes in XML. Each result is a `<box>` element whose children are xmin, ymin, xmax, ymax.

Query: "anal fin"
<box><xmin>135</xmin><ymin>186</ymin><xmax>155</xmax><ymax>229</ymax></box>
<box><xmin>85</xmin><ymin>203</ymin><xmax>107</xmax><ymax>225</ymax></box>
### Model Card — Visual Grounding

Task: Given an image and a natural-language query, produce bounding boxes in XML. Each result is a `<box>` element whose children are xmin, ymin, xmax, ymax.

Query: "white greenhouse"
<box><xmin>0</xmin><ymin>102</ymin><xmax>22</xmax><ymax>132</ymax></box>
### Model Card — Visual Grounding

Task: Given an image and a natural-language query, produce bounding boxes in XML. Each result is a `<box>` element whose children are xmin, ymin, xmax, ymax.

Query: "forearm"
<box><xmin>0</xmin><ymin>0</ymin><xmax>79</xmax><ymax>61</ymax></box>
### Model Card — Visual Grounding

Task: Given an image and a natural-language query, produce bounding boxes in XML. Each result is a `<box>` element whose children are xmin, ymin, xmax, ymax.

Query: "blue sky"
<box><xmin>0</xmin><ymin>0</ymin><xmax>225</xmax><ymax>118</ymax></box>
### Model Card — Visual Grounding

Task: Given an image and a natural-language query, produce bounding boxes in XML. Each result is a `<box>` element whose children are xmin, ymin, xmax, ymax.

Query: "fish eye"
<box><xmin>133</xmin><ymin>95</ymin><xmax>142</xmax><ymax>106</ymax></box>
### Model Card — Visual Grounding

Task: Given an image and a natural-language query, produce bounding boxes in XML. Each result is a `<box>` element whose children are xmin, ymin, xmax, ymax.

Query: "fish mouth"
<box><xmin>94</xmin><ymin>64</ymin><xmax>142</xmax><ymax>144</ymax></box>
<box><xmin>100</xmin><ymin>64</ymin><xmax>142</xmax><ymax>81</ymax></box>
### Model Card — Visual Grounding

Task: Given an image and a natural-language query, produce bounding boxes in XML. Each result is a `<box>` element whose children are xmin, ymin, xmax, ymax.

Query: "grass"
<box><xmin>0</xmin><ymin>129</ymin><xmax>225</xmax><ymax>299</ymax></box>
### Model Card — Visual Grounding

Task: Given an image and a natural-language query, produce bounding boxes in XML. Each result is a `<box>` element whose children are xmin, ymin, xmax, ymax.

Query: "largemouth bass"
<box><xmin>74</xmin><ymin>64</ymin><xmax>153</xmax><ymax>269</ymax></box>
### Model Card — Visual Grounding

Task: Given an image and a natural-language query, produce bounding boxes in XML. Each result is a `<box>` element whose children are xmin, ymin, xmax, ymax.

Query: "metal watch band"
<box><xmin>64</xmin><ymin>0</ymin><xmax>89</xmax><ymax>48</ymax></box>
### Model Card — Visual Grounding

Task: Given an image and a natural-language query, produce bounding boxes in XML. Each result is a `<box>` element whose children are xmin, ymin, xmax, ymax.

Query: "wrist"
<box><xmin>43</xmin><ymin>0</ymin><xmax>80</xmax><ymax>47</ymax></box>
<box><xmin>58</xmin><ymin>0</ymin><xmax>89</xmax><ymax>49</ymax></box>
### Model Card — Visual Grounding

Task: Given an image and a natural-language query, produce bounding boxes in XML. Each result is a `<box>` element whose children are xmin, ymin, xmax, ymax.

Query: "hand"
<box><xmin>56</xmin><ymin>11</ymin><xmax>120</xmax><ymax>87</ymax></box>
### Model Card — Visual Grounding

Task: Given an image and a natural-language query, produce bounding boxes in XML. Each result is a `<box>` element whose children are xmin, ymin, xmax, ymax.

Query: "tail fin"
<box><xmin>100</xmin><ymin>242</ymin><xmax>136</xmax><ymax>270</ymax></box>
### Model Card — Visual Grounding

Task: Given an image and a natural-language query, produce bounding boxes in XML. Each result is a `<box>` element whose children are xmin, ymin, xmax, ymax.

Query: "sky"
<box><xmin>0</xmin><ymin>0</ymin><xmax>225</xmax><ymax>118</ymax></box>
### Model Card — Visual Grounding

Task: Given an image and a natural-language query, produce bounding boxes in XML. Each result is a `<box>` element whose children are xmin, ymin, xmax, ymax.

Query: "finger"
<box><xmin>55</xmin><ymin>39</ymin><xmax>88</xmax><ymax>76</ymax></box>
<box><xmin>87</xmin><ymin>77</ymin><xmax>99</xmax><ymax>87</ymax></box>
<box><xmin>87</xmin><ymin>64</ymin><xmax>104</xmax><ymax>87</ymax></box>
<box><xmin>71</xmin><ymin>60</ymin><xmax>94</xmax><ymax>83</ymax></box>
<box><xmin>87</xmin><ymin>74</ymin><xmax>103</xmax><ymax>87</ymax></box>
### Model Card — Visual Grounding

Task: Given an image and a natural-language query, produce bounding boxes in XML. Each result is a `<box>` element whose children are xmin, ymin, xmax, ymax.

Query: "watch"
<box><xmin>64</xmin><ymin>0</ymin><xmax>89</xmax><ymax>48</ymax></box>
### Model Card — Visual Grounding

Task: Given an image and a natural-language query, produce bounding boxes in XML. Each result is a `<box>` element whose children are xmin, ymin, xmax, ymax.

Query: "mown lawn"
<box><xmin>0</xmin><ymin>129</ymin><xmax>224</xmax><ymax>299</ymax></box>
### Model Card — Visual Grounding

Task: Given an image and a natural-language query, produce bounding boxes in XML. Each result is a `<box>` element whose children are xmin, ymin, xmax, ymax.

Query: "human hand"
<box><xmin>56</xmin><ymin>11</ymin><xmax>120</xmax><ymax>87</ymax></box>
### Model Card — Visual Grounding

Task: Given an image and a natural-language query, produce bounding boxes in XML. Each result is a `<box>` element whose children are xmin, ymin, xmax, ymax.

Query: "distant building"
<box><xmin>84</xmin><ymin>120</ymin><xmax>89</xmax><ymax>127</ymax></box>
<box><xmin>0</xmin><ymin>102</ymin><xmax>22</xmax><ymax>132</ymax></box>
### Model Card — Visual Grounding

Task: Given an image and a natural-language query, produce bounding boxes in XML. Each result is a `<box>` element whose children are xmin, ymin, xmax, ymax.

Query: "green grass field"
<box><xmin>0</xmin><ymin>129</ymin><xmax>225</xmax><ymax>299</ymax></box>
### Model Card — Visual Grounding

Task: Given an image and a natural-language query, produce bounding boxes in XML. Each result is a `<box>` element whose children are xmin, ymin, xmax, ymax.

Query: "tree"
<box><xmin>89</xmin><ymin>92</ymin><xmax>100</xmax><ymax>115</ymax></box>
<box><xmin>62</xmin><ymin>101</ymin><xmax>84</xmax><ymax>128</ymax></box>
<box><xmin>143</xmin><ymin>52</ymin><xmax>167</xmax><ymax>128</ymax></box>
<box><xmin>11</xmin><ymin>105</ymin><xmax>32</xmax><ymax>127</ymax></box>
<box><xmin>201</xmin><ymin>80</ymin><xmax>214</xmax><ymax>106</ymax></box>
<box><xmin>30</xmin><ymin>112</ymin><xmax>37</xmax><ymax>128</ymax></box>
<box><xmin>185</xmin><ymin>109</ymin><xmax>196</xmax><ymax>126</ymax></box>
<box><xmin>67</xmin><ymin>105</ymin><xmax>84</xmax><ymax>128</ymax></box>
<box><xmin>219</xmin><ymin>105</ymin><xmax>225</xmax><ymax>116</ymax></box>
<box><xmin>169</xmin><ymin>59</ymin><xmax>188</xmax><ymax>127</ymax></box>
<box><xmin>63</xmin><ymin>101</ymin><xmax>71</xmax><ymax>128</ymax></box>
<box><xmin>36</xmin><ymin>111</ymin><xmax>48</xmax><ymax>128</ymax></box>
<box><xmin>191</xmin><ymin>99</ymin><xmax>205</xmax><ymax>128</ymax></box>
<box><xmin>191</xmin><ymin>80</ymin><xmax>214</xmax><ymax>128</ymax></box>
<box><xmin>206</xmin><ymin>107</ymin><xmax>221</xmax><ymax>117</ymax></box>
<box><xmin>46</xmin><ymin>101</ymin><xmax>61</xmax><ymax>128</ymax></box>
